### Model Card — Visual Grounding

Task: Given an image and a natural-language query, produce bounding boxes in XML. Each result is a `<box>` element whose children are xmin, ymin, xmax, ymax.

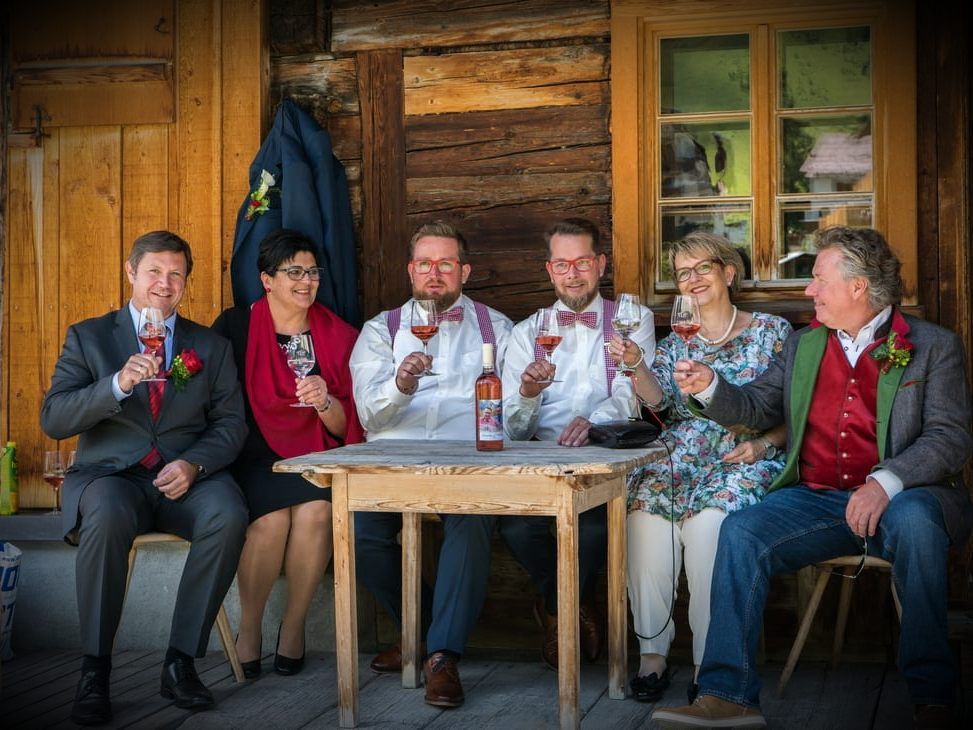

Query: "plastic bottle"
<box><xmin>475</xmin><ymin>344</ymin><xmax>503</xmax><ymax>451</ymax></box>
<box><xmin>0</xmin><ymin>442</ymin><xmax>19</xmax><ymax>515</ymax></box>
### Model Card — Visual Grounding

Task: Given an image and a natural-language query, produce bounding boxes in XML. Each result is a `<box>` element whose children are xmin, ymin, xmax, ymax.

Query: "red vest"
<box><xmin>800</xmin><ymin>334</ymin><xmax>884</xmax><ymax>491</ymax></box>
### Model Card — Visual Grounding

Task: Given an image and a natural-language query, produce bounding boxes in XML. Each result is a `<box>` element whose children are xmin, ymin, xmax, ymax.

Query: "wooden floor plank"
<box><xmin>2</xmin><ymin>650</ymin><xmax>965</xmax><ymax>729</ymax></box>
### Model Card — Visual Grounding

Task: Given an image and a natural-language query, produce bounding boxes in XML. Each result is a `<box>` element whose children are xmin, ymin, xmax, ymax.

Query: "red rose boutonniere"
<box><xmin>168</xmin><ymin>348</ymin><xmax>203</xmax><ymax>391</ymax></box>
<box><xmin>871</xmin><ymin>330</ymin><xmax>913</xmax><ymax>374</ymax></box>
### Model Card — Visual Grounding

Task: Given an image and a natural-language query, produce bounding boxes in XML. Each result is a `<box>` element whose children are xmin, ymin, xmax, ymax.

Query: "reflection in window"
<box><xmin>779</xmin><ymin>199</ymin><xmax>872</xmax><ymax>278</ymax></box>
<box><xmin>660</xmin><ymin>34</ymin><xmax>750</xmax><ymax>114</ymax></box>
<box><xmin>660</xmin><ymin>204</ymin><xmax>752</xmax><ymax>282</ymax></box>
<box><xmin>661</xmin><ymin>121</ymin><xmax>751</xmax><ymax>198</ymax></box>
<box><xmin>779</xmin><ymin>27</ymin><xmax>871</xmax><ymax>109</ymax></box>
<box><xmin>781</xmin><ymin>115</ymin><xmax>872</xmax><ymax>194</ymax></box>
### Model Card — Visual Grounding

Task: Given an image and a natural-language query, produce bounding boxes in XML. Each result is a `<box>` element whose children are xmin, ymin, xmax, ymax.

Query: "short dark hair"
<box><xmin>814</xmin><ymin>226</ymin><xmax>904</xmax><ymax>309</ymax></box>
<box><xmin>257</xmin><ymin>229</ymin><xmax>320</xmax><ymax>275</ymax></box>
<box><xmin>128</xmin><ymin>230</ymin><xmax>193</xmax><ymax>275</ymax></box>
<box><xmin>544</xmin><ymin>218</ymin><xmax>601</xmax><ymax>256</ymax></box>
<box><xmin>409</xmin><ymin>221</ymin><xmax>469</xmax><ymax>263</ymax></box>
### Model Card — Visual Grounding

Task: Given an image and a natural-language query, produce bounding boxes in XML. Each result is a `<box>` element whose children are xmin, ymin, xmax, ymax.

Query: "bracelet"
<box><xmin>315</xmin><ymin>395</ymin><xmax>333</xmax><ymax>413</ymax></box>
<box><xmin>619</xmin><ymin>345</ymin><xmax>645</xmax><ymax>373</ymax></box>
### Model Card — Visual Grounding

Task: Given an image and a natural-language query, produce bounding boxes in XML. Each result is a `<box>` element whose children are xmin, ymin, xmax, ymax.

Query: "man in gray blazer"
<box><xmin>41</xmin><ymin>231</ymin><xmax>249</xmax><ymax>726</ymax></box>
<box><xmin>653</xmin><ymin>227</ymin><xmax>972</xmax><ymax>730</ymax></box>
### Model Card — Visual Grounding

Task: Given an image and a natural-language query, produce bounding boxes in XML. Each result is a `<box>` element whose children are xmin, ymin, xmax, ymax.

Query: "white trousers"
<box><xmin>626</xmin><ymin>508</ymin><xmax>726</xmax><ymax>663</ymax></box>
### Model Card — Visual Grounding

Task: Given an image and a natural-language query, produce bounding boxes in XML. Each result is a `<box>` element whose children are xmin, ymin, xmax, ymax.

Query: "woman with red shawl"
<box><xmin>213</xmin><ymin>229</ymin><xmax>364</xmax><ymax>678</ymax></box>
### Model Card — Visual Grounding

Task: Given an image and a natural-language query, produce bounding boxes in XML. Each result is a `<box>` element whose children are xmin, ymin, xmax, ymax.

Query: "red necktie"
<box><xmin>434</xmin><ymin>307</ymin><xmax>464</xmax><ymax>325</ymax></box>
<box><xmin>139</xmin><ymin>346</ymin><xmax>164</xmax><ymax>469</ymax></box>
<box><xmin>556</xmin><ymin>310</ymin><xmax>598</xmax><ymax>329</ymax></box>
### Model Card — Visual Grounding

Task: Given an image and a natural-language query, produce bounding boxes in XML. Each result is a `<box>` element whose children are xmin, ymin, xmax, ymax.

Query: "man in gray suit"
<box><xmin>653</xmin><ymin>227</ymin><xmax>972</xmax><ymax>730</ymax></box>
<box><xmin>41</xmin><ymin>231</ymin><xmax>249</xmax><ymax>725</ymax></box>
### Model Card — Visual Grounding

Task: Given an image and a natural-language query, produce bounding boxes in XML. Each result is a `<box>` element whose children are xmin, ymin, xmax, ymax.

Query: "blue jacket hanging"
<box><xmin>230</xmin><ymin>99</ymin><xmax>361</xmax><ymax>327</ymax></box>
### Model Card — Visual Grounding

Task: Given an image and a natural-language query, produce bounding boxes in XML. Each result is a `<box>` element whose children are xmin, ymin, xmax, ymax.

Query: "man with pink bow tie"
<box><xmin>500</xmin><ymin>218</ymin><xmax>656</xmax><ymax>670</ymax></box>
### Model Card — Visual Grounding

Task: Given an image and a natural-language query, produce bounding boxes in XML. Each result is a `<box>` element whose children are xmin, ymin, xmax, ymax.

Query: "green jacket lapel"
<box><xmin>876</xmin><ymin>364</ymin><xmax>905</xmax><ymax>461</ymax></box>
<box><xmin>771</xmin><ymin>325</ymin><xmax>829</xmax><ymax>489</ymax></box>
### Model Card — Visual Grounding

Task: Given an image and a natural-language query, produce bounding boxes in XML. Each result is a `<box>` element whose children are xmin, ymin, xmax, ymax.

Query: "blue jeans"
<box><xmin>699</xmin><ymin>485</ymin><xmax>956</xmax><ymax>707</ymax></box>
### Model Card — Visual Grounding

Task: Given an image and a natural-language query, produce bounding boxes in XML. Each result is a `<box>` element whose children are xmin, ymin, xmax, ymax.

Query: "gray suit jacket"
<box><xmin>701</xmin><ymin>313</ymin><xmax>973</xmax><ymax>546</ymax></box>
<box><xmin>41</xmin><ymin>306</ymin><xmax>247</xmax><ymax>543</ymax></box>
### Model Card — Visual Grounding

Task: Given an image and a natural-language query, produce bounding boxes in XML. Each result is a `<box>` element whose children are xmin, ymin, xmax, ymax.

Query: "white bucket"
<box><xmin>1</xmin><ymin>541</ymin><xmax>23</xmax><ymax>661</ymax></box>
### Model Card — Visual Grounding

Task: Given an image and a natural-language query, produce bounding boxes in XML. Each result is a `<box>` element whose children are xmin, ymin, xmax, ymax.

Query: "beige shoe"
<box><xmin>652</xmin><ymin>694</ymin><xmax>766</xmax><ymax>728</ymax></box>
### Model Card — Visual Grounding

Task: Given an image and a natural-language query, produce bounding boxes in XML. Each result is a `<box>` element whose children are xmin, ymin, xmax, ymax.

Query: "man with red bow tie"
<box><xmin>349</xmin><ymin>221</ymin><xmax>512</xmax><ymax>709</ymax></box>
<box><xmin>654</xmin><ymin>226</ymin><xmax>972</xmax><ymax>730</ymax></box>
<box><xmin>500</xmin><ymin>218</ymin><xmax>656</xmax><ymax>670</ymax></box>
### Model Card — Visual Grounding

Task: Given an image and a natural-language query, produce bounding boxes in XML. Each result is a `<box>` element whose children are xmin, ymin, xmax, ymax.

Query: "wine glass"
<box><xmin>671</xmin><ymin>294</ymin><xmax>701</xmax><ymax>361</ymax></box>
<box><xmin>533</xmin><ymin>307</ymin><xmax>562</xmax><ymax>384</ymax></box>
<box><xmin>43</xmin><ymin>451</ymin><xmax>64</xmax><ymax>515</ymax></box>
<box><xmin>137</xmin><ymin>307</ymin><xmax>167</xmax><ymax>382</ymax></box>
<box><xmin>613</xmin><ymin>293</ymin><xmax>643</xmax><ymax>373</ymax></box>
<box><xmin>285</xmin><ymin>334</ymin><xmax>316</xmax><ymax>407</ymax></box>
<box><xmin>410</xmin><ymin>299</ymin><xmax>439</xmax><ymax>376</ymax></box>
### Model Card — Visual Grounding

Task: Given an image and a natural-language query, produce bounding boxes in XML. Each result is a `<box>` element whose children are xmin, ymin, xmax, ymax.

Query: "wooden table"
<box><xmin>275</xmin><ymin>439</ymin><xmax>664</xmax><ymax>729</ymax></box>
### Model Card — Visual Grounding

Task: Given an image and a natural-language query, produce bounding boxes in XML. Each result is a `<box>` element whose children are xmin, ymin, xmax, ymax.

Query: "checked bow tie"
<box><xmin>556</xmin><ymin>310</ymin><xmax>598</xmax><ymax>329</ymax></box>
<box><xmin>434</xmin><ymin>307</ymin><xmax>464</xmax><ymax>324</ymax></box>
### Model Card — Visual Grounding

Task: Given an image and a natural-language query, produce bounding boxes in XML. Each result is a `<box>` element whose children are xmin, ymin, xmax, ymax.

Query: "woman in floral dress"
<box><xmin>608</xmin><ymin>232</ymin><xmax>792</xmax><ymax>704</ymax></box>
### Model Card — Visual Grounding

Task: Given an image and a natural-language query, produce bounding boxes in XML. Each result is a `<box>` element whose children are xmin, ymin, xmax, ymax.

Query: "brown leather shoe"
<box><xmin>652</xmin><ymin>695</ymin><xmax>766</xmax><ymax>728</ymax></box>
<box><xmin>578</xmin><ymin>598</ymin><xmax>602</xmax><ymax>662</ymax></box>
<box><xmin>423</xmin><ymin>652</ymin><xmax>464</xmax><ymax>707</ymax></box>
<box><xmin>533</xmin><ymin>599</ymin><xmax>558</xmax><ymax>670</ymax></box>
<box><xmin>369</xmin><ymin>644</ymin><xmax>402</xmax><ymax>673</ymax></box>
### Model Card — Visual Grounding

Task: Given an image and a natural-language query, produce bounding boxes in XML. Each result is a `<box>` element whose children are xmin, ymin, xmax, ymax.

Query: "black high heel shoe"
<box><xmin>273</xmin><ymin>624</ymin><xmax>305</xmax><ymax>676</ymax></box>
<box><xmin>235</xmin><ymin>634</ymin><xmax>262</xmax><ymax>679</ymax></box>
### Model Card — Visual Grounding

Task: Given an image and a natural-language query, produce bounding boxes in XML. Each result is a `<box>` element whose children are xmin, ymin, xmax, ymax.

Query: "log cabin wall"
<box><xmin>266</xmin><ymin>0</ymin><xmax>972</xmax><ymax>659</ymax></box>
<box><xmin>271</xmin><ymin>0</ymin><xmax>613</xmax><ymax>323</ymax></box>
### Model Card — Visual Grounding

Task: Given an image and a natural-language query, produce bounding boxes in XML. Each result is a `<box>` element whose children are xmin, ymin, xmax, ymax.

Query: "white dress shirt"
<box><xmin>350</xmin><ymin>294</ymin><xmax>512</xmax><ymax>440</ymax></box>
<box><xmin>503</xmin><ymin>294</ymin><xmax>656</xmax><ymax>441</ymax></box>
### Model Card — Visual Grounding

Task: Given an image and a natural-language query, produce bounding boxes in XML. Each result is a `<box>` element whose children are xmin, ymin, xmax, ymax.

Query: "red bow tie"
<box><xmin>556</xmin><ymin>310</ymin><xmax>598</xmax><ymax>329</ymax></box>
<box><xmin>434</xmin><ymin>307</ymin><xmax>464</xmax><ymax>324</ymax></box>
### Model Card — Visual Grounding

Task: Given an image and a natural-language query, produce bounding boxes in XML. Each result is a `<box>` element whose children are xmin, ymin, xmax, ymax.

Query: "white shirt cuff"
<box><xmin>693</xmin><ymin>376</ymin><xmax>719</xmax><ymax>407</ymax></box>
<box><xmin>868</xmin><ymin>469</ymin><xmax>904</xmax><ymax>500</ymax></box>
<box><xmin>111</xmin><ymin>372</ymin><xmax>133</xmax><ymax>401</ymax></box>
<box><xmin>385</xmin><ymin>377</ymin><xmax>415</xmax><ymax>406</ymax></box>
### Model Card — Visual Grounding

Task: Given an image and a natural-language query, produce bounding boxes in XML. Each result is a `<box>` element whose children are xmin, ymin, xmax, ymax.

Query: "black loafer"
<box><xmin>160</xmin><ymin>656</ymin><xmax>214</xmax><ymax>710</ymax></box>
<box><xmin>71</xmin><ymin>668</ymin><xmax>112</xmax><ymax>725</ymax></box>
<box><xmin>631</xmin><ymin>667</ymin><xmax>671</xmax><ymax>703</ymax></box>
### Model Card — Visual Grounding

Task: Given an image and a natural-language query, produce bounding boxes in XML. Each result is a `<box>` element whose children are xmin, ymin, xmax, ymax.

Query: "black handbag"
<box><xmin>588</xmin><ymin>420</ymin><xmax>661</xmax><ymax>448</ymax></box>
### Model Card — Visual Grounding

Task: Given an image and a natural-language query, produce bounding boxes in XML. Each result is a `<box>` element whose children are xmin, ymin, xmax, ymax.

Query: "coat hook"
<box><xmin>154</xmin><ymin>16</ymin><xmax>170</xmax><ymax>34</ymax></box>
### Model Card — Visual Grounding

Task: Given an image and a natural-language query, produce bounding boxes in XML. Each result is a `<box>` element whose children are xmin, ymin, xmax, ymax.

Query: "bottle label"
<box><xmin>476</xmin><ymin>399</ymin><xmax>503</xmax><ymax>441</ymax></box>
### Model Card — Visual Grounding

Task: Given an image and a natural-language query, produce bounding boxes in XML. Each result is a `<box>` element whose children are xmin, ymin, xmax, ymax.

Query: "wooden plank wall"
<box><xmin>272</xmin><ymin>0</ymin><xmax>612</xmax><ymax>322</ymax></box>
<box><xmin>1</xmin><ymin>0</ymin><xmax>264</xmax><ymax>508</ymax></box>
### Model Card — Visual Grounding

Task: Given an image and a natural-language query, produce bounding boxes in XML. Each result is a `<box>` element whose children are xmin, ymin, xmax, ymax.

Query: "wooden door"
<box><xmin>2</xmin><ymin>0</ymin><xmax>265</xmax><ymax>508</ymax></box>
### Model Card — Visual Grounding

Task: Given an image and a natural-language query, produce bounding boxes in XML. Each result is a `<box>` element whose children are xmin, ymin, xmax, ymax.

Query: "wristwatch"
<box><xmin>758</xmin><ymin>437</ymin><xmax>778</xmax><ymax>459</ymax></box>
<box><xmin>190</xmin><ymin>462</ymin><xmax>206</xmax><ymax>478</ymax></box>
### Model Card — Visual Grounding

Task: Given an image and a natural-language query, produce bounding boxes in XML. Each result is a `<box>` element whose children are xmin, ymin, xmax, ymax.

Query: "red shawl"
<box><xmin>245</xmin><ymin>296</ymin><xmax>364</xmax><ymax>458</ymax></box>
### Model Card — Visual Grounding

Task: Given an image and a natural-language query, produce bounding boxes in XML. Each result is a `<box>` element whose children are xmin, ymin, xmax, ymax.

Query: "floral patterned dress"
<box><xmin>628</xmin><ymin>312</ymin><xmax>793</xmax><ymax>521</ymax></box>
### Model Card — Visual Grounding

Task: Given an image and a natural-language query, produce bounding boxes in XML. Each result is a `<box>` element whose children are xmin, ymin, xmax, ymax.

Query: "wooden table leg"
<box><xmin>331</xmin><ymin>473</ymin><xmax>359</xmax><ymax>727</ymax></box>
<box><xmin>556</xmin><ymin>489</ymin><xmax>581</xmax><ymax>730</ymax></box>
<box><xmin>607</xmin><ymin>482</ymin><xmax>627</xmax><ymax>700</ymax></box>
<box><xmin>401</xmin><ymin>512</ymin><xmax>422</xmax><ymax>688</ymax></box>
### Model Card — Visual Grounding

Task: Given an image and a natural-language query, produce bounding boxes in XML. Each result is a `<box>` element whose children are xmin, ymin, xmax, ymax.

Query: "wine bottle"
<box><xmin>475</xmin><ymin>343</ymin><xmax>503</xmax><ymax>451</ymax></box>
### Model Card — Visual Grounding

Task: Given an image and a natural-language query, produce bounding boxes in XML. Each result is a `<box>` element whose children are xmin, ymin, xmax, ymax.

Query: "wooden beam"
<box><xmin>357</xmin><ymin>49</ymin><xmax>408</xmax><ymax>319</ymax></box>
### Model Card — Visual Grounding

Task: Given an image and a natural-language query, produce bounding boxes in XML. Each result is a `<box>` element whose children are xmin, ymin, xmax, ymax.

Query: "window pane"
<box><xmin>661</xmin><ymin>121</ymin><xmax>750</xmax><ymax>198</ymax></box>
<box><xmin>660</xmin><ymin>204</ymin><xmax>752</xmax><ymax>282</ymax></box>
<box><xmin>778</xmin><ymin>198</ymin><xmax>873</xmax><ymax>279</ymax></box>
<box><xmin>779</xmin><ymin>27</ymin><xmax>871</xmax><ymax>109</ymax></box>
<box><xmin>781</xmin><ymin>115</ymin><xmax>871</xmax><ymax>194</ymax></box>
<box><xmin>660</xmin><ymin>34</ymin><xmax>750</xmax><ymax>114</ymax></box>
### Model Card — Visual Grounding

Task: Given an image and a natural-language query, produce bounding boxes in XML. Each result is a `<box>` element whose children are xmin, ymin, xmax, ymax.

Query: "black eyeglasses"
<box><xmin>276</xmin><ymin>266</ymin><xmax>325</xmax><ymax>281</ymax></box>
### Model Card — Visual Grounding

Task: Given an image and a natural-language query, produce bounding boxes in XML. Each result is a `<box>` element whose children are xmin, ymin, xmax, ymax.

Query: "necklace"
<box><xmin>697</xmin><ymin>305</ymin><xmax>738</xmax><ymax>346</ymax></box>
